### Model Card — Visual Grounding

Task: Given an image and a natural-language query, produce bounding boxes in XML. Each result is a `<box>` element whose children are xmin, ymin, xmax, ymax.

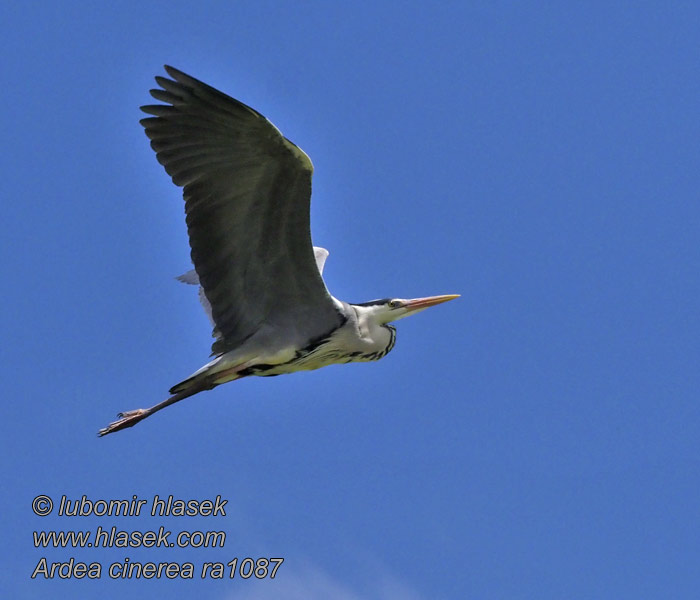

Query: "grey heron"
<box><xmin>98</xmin><ymin>66</ymin><xmax>458</xmax><ymax>436</ymax></box>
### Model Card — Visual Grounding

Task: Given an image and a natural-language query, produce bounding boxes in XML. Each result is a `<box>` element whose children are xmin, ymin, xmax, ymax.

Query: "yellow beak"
<box><xmin>403</xmin><ymin>294</ymin><xmax>460</xmax><ymax>311</ymax></box>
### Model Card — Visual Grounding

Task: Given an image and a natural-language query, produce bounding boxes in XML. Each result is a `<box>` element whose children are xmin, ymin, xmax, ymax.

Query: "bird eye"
<box><xmin>389</xmin><ymin>300</ymin><xmax>401</xmax><ymax>309</ymax></box>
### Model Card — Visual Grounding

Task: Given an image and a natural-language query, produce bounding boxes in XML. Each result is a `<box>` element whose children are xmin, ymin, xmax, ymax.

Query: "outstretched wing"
<box><xmin>141</xmin><ymin>66</ymin><xmax>343</xmax><ymax>354</ymax></box>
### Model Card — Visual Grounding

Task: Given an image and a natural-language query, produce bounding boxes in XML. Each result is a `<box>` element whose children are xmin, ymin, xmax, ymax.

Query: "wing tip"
<box><xmin>162</xmin><ymin>65</ymin><xmax>202</xmax><ymax>89</ymax></box>
<box><xmin>163</xmin><ymin>64</ymin><xmax>183</xmax><ymax>79</ymax></box>
<box><xmin>176</xmin><ymin>270</ymin><xmax>200</xmax><ymax>285</ymax></box>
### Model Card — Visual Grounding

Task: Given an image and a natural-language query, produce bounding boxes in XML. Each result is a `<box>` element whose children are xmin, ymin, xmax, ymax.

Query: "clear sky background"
<box><xmin>2</xmin><ymin>2</ymin><xmax>699</xmax><ymax>599</ymax></box>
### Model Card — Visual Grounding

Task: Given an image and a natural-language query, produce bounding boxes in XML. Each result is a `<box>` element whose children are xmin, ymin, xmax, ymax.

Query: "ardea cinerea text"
<box><xmin>98</xmin><ymin>66</ymin><xmax>458</xmax><ymax>436</ymax></box>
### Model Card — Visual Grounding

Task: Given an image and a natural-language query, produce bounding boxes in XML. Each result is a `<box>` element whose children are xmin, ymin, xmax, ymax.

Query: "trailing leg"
<box><xmin>97</xmin><ymin>383</ymin><xmax>213</xmax><ymax>437</ymax></box>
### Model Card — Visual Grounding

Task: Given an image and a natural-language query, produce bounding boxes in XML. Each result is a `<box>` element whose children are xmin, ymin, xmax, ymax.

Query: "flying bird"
<box><xmin>98</xmin><ymin>66</ymin><xmax>458</xmax><ymax>436</ymax></box>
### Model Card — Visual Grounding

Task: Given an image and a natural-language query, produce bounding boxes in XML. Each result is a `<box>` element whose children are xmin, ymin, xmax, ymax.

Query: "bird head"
<box><xmin>354</xmin><ymin>294</ymin><xmax>460</xmax><ymax>325</ymax></box>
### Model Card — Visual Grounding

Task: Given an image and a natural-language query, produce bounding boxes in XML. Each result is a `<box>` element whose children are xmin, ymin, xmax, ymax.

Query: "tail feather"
<box><xmin>169</xmin><ymin>374</ymin><xmax>200</xmax><ymax>395</ymax></box>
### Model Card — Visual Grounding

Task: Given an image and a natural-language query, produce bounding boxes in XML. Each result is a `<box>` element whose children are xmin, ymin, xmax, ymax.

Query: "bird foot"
<box><xmin>98</xmin><ymin>409</ymin><xmax>150</xmax><ymax>437</ymax></box>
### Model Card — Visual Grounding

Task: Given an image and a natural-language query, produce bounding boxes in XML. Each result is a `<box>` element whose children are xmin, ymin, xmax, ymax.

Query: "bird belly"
<box><xmin>246</xmin><ymin>339</ymin><xmax>379</xmax><ymax>378</ymax></box>
<box><xmin>247</xmin><ymin>352</ymin><xmax>342</xmax><ymax>377</ymax></box>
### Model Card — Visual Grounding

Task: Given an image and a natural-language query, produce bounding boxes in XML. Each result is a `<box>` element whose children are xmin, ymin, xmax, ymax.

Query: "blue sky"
<box><xmin>2</xmin><ymin>1</ymin><xmax>699</xmax><ymax>598</ymax></box>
